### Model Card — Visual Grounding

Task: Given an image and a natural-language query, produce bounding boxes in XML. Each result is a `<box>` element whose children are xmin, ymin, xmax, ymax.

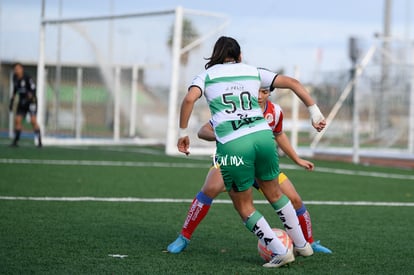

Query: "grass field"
<box><xmin>1</xmin><ymin>140</ymin><xmax>413</xmax><ymax>274</ymax></box>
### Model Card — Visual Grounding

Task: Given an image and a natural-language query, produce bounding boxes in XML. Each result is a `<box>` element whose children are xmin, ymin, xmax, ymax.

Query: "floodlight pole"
<box><xmin>349</xmin><ymin>36</ymin><xmax>360</xmax><ymax>164</ymax></box>
<box><xmin>351</xmin><ymin>62</ymin><xmax>360</xmax><ymax>163</ymax></box>
<box><xmin>36</xmin><ymin>0</ymin><xmax>46</xmax><ymax>135</ymax></box>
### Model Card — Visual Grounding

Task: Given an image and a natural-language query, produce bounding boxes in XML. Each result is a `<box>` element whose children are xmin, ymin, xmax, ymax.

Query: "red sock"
<box><xmin>181</xmin><ymin>191</ymin><xmax>212</xmax><ymax>240</ymax></box>
<box><xmin>297</xmin><ymin>205</ymin><xmax>314</xmax><ymax>243</ymax></box>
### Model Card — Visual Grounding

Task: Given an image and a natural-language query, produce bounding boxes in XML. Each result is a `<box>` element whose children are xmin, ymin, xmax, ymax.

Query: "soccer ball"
<box><xmin>257</xmin><ymin>228</ymin><xmax>293</xmax><ymax>262</ymax></box>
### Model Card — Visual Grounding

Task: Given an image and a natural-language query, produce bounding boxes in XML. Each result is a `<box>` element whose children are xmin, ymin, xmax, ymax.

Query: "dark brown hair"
<box><xmin>205</xmin><ymin>36</ymin><xmax>241</xmax><ymax>69</ymax></box>
<box><xmin>12</xmin><ymin>62</ymin><xmax>23</xmax><ymax>69</ymax></box>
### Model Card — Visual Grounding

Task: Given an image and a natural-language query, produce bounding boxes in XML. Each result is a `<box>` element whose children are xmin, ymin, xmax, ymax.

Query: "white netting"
<box><xmin>271</xmin><ymin>37</ymin><xmax>414</xmax><ymax>159</ymax></box>
<box><xmin>313</xmin><ymin>38</ymin><xmax>413</xmax><ymax>152</ymax></box>
<box><xmin>40</xmin><ymin>8</ymin><xmax>228</xmax><ymax>149</ymax></box>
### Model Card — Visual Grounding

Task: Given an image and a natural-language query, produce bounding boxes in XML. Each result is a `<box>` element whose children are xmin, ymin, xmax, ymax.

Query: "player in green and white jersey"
<box><xmin>177</xmin><ymin>36</ymin><xmax>326</xmax><ymax>268</ymax></box>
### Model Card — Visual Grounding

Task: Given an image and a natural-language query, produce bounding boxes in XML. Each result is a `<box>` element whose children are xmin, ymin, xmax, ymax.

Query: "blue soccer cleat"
<box><xmin>167</xmin><ymin>234</ymin><xmax>190</xmax><ymax>254</ymax></box>
<box><xmin>311</xmin><ymin>240</ymin><xmax>332</xmax><ymax>253</ymax></box>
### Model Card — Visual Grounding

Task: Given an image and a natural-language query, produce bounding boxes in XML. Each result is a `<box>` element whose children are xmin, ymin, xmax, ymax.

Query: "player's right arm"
<box><xmin>273</xmin><ymin>75</ymin><xmax>326</xmax><ymax>132</ymax></box>
<box><xmin>177</xmin><ymin>86</ymin><xmax>202</xmax><ymax>155</ymax></box>
<box><xmin>197</xmin><ymin>122</ymin><xmax>216</xmax><ymax>141</ymax></box>
<box><xmin>258</xmin><ymin>68</ymin><xmax>326</xmax><ymax>132</ymax></box>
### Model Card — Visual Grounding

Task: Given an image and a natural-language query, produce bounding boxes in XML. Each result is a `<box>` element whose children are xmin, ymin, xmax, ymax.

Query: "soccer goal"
<box><xmin>36</xmin><ymin>5</ymin><xmax>228</xmax><ymax>151</ymax></box>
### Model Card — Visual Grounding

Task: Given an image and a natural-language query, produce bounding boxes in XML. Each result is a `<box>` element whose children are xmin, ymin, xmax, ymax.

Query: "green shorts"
<box><xmin>215</xmin><ymin>129</ymin><xmax>279</xmax><ymax>192</ymax></box>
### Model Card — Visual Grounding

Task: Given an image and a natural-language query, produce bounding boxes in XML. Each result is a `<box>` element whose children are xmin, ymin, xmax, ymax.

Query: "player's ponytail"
<box><xmin>205</xmin><ymin>36</ymin><xmax>241</xmax><ymax>69</ymax></box>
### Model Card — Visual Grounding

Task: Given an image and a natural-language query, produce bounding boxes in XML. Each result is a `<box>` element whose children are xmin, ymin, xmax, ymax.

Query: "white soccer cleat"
<box><xmin>294</xmin><ymin>242</ymin><xmax>314</xmax><ymax>257</ymax></box>
<box><xmin>262</xmin><ymin>249</ymin><xmax>295</xmax><ymax>268</ymax></box>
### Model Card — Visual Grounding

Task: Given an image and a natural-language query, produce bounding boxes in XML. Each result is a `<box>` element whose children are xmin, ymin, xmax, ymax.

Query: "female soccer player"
<box><xmin>177</xmin><ymin>36</ymin><xmax>326</xmax><ymax>268</ymax></box>
<box><xmin>9</xmin><ymin>63</ymin><xmax>42</xmax><ymax>147</ymax></box>
<box><xmin>168</xmin><ymin>88</ymin><xmax>332</xmax><ymax>256</ymax></box>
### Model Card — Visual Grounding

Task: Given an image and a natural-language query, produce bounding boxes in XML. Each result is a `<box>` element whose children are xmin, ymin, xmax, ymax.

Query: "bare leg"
<box><xmin>11</xmin><ymin>115</ymin><xmax>23</xmax><ymax>146</ymax></box>
<box><xmin>167</xmin><ymin>167</ymin><xmax>225</xmax><ymax>253</ymax></box>
<box><xmin>201</xmin><ymin>167</ymin><xmax>226</xmax><ymax>198</ymax></box>
<box><xmin>279</xmin><ymin>177</ymin><xmax>303</xmax><ymax>210</ymax></box>
<box><xmin>30</xmin><ymin>115</ymin><xmax>42</xmax><ymax>147</ymax></box>
<box><xmin>228</xmin><ymin>187</ymin><xmax>255</xmax><ymax>220</ymax></box>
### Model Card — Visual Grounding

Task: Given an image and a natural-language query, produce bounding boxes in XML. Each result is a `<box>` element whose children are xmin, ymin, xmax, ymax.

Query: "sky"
<box><xmin>0</xmin><ymin>0</ymin><xmax>412</xmax><ymax>83</ymax></box>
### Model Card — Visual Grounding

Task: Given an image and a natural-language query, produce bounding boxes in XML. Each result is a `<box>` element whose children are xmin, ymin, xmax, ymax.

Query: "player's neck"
<box><xmin>223</xmin><ymin>58</ymin><xmax>236</xmax><ymax>64</ymax></box>
<box><xmin>260</xmin><ymin>101</ymin><xmax>267</xmax><ymax>112</ymax></box>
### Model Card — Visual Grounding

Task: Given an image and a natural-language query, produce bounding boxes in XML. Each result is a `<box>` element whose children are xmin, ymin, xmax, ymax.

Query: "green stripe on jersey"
<box><xmin>205</xmin><ymin>74</ymin><xmax>260</xmax><ymax>87</ymax></box>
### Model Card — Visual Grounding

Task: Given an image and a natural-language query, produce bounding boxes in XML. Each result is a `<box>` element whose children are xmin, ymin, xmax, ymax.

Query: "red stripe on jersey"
<box><xmin>263</xmin><ymin>100</ymin><xmax>283</xmax><ymax>134</ymax></box>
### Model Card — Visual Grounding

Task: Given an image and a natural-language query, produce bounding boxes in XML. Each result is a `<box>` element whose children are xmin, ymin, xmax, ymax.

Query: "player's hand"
<box><xmin>308</xmin><ymin>104</ymin><xmax>326</xmax><ymax>132</ymax></box>
<box><xmin>296</xmin><ymin>158</ymin><xmax>314</xmax><ymax>171</ymax></box>
<box><xmin>312</xmin><ymin>119</ymin><xmax>326</xmax><ymax>132</ymax></box>
<box><xmin>177</xmin><ymin>136</ymin><xmax>190</xmax><ymax>155</ymax></box>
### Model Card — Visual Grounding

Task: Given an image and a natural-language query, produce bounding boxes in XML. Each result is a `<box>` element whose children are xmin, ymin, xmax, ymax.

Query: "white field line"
<box><xmin>0</xmin><ymin>196</ymin><xmax>413</xmax><ymax>207</ymax></box>
<box><xmin>0</xmin><ymin>158</ymin><xmax>207</xmax><ymax>169</ymax></box>
<box><xmin>280</xmin><ymin>163</ymin><xmax>414</xmax><ymax>180</ymax></box>
<box><xmin>1</xmin><ymin>158</ymin><xmax>414</xmax><ymax>180</ymax></box>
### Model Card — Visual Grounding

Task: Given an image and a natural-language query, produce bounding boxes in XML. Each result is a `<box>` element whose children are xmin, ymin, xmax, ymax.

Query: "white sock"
<box><xmin>245</xmin><ymin>210</ymin><xmax>287</xmax><ymax>255</ymax></box>
<box><xmin>272</xmin><ymin>195</ymin><xmax>307</xmax><ymax>248</ymax></box>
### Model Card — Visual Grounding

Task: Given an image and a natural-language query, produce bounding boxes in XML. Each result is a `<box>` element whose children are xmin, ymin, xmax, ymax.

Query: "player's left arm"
<box><xmin>275</xmin><ymin>132</ymin><xmax>314</xmax><ymax>171</ymax></box>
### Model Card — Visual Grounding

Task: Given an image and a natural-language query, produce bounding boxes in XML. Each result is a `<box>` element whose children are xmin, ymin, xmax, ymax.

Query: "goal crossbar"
<box><xmin>42</xmin><ymin>9</ymin><xmax>175</xmax><ymax>25</ymax></box>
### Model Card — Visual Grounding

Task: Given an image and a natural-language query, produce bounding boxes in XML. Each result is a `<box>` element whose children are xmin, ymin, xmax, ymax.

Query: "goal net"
<box><xmin>38</xmin><ymin>7</ymin><xmax>228</xmax><ymax>152</ymax></box>
<box><xmin>300</xmin><ymin>37</ymin><xmax>414</xmax><ymax>160</ymax></box>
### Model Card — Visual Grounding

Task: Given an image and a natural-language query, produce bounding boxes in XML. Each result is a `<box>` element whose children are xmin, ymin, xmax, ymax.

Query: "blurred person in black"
<box><xmin>9</xmin><ymin>63</ymin><xmax>42</xmax><ymax>147</ymax></box>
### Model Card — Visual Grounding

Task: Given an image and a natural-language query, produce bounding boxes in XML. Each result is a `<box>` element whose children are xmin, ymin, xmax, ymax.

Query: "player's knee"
<box><xmin>235</xmin><ymin>205</ymin><xmax>256</xmax><ymax>221</ymax></box>
<box><xmin>14</xmin><ymin>119</ymin><xmax>22</xmax><ymax>127</ymax></box>
<box><xmin>201</xmin><ymin>184</ymin><xmax>224</xmax><ymax>198</ymax></box>
<box><xmin>30</xmin><ymin>117</ymin><xmax>38</xmax><ymax>126</ymax></box>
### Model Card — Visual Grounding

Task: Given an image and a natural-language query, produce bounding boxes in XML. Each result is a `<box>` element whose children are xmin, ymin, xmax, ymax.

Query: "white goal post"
<box><xmin>165</xmin><ymin>7</ymin><xmax>229</xmax><ymax>155</ymax></box>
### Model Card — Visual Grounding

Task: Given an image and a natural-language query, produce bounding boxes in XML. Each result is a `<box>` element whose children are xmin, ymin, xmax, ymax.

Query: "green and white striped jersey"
<box><xmin>190</xmin><ymin>63</ymin><xmax>277</xmax><ymax>144</ymax></box>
